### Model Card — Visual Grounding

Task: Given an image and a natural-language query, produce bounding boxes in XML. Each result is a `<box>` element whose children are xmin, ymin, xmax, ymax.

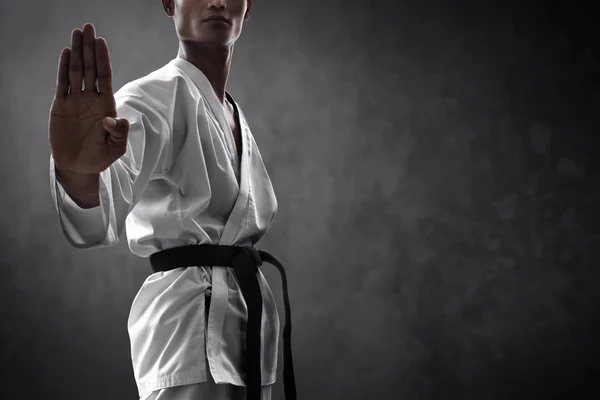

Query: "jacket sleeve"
<box><xmin>49</xmin><ymin>95</ymin><xmax>171</xmax><ymax>249</ymax></box>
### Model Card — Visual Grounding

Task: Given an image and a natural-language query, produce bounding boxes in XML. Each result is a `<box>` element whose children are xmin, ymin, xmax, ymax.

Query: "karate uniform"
<box><xmin>49</xmin><ymin>57</ymin><xmax>280</xmax><ymax>399</ymax></box>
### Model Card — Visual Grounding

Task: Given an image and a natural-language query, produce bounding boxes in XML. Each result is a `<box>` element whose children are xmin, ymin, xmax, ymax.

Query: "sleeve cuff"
<box><xmin>49</xmin><ymin>157</ymin><xmax>108</xmax><ymax>246</ymax></box>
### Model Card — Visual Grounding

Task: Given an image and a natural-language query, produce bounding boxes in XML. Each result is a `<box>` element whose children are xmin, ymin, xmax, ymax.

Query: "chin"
<box><xmin>196</xmin><ymin>28</ymin><xmax>236</xmax><ymax>43</ymax></box>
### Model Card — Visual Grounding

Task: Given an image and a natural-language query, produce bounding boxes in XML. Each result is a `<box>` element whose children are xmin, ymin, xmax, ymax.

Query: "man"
<box><xmin>48</xmin><ymin>1</ymin><xmax>295</xmax><ymax>399</ymax></box>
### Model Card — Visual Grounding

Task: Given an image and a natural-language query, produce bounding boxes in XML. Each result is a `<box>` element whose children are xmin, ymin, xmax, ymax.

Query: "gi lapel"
<box><xmin>219</xmin><ymin>99</ymin><xmax>252</xmax><ymax>245</ymax></box>
<box><xmin>171</xmin><ymin>57</ymin><xmax>250</xmax><ymax>246</ymax></box>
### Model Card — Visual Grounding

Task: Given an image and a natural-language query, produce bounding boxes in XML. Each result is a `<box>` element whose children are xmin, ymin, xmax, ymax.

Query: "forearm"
<box><xmin>55</xmin><ymin>168</ymin><xmax>101</xmax><ymax>208</ymax></box>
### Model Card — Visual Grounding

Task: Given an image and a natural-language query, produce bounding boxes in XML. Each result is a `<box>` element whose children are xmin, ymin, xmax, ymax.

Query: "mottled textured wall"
<box><xmin>1</xmin><ymin>0</ymin><xmax>598</xmax><ymax>399</ymax></box>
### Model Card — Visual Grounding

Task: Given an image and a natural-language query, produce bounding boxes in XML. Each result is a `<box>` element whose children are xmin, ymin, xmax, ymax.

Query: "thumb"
<box><xmin>103</xmin><ymin>116</ymin><xmax>130</xmax><ymax>141</ymax></box>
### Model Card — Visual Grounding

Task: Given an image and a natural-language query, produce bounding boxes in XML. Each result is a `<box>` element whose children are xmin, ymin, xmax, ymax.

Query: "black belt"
<box><xmin>149</xmin><ymin>244</ymin><xmax>296</xmax><ymax>400</ymax></box>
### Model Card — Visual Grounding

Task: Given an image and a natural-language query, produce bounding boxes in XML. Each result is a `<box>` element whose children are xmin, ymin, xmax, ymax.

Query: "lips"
<box><xmin>203</xmin><ymin>15</ymin><xmax>231</xmax><ymax>24</ymax></box>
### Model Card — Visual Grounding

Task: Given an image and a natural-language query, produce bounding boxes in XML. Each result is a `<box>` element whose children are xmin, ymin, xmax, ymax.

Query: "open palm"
<box><xmin>49</xmin><ymin>23</ymin><xmax>129</xmax><ymax>175</ymax></box>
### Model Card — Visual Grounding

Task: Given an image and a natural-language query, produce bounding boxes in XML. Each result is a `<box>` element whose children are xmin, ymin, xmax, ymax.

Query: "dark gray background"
<box><xmin>1</xmin><ymin>0</ymin><xmax>598</xmax><ymax>399</ymax></box>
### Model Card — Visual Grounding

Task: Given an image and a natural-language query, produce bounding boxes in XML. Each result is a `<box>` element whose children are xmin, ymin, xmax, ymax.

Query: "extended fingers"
<box><xmin>82</xmin><ymin>23</ymin><xmax>97</xmax><ymax>92</ymax></box>
<box><xmin>68</xmin><ymin>28</ymin><xmax>83</xmax><ymax>93</ymax></box>
<box><xmin>95</xmin><ymin>37</ymin><xmax>113</xmax><ymax>95</ymax></box>
<box><xmin>55</xmin><ymin>47</ymin><xmax>70</xmax><ymax>97</ymax></box>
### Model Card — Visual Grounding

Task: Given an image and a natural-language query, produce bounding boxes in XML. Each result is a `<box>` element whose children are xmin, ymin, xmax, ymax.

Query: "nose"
<box><xmin>207</xmin><ymin>0</ymin><xmax>226</xmax><ymax>8</ymax></box>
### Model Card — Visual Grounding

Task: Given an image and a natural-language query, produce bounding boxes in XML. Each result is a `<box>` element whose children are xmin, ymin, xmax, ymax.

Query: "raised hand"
<box><xmin>49</xmin><ymin>23</ymin><xmax>130</xmax><ymax>175</ymax></box>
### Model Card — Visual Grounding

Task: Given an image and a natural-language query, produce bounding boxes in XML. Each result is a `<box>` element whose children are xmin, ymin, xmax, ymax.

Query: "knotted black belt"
<box><xmin>149</xmin><ymin>244</ymin><xmax>296</xmax><ymax>400</ymax></box>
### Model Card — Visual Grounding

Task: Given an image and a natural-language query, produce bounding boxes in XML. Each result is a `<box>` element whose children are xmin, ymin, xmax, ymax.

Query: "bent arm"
<box><xmin>49</xmin><ymin>95</ymin><xmax>171</xmax><ymax>249</ymax></box>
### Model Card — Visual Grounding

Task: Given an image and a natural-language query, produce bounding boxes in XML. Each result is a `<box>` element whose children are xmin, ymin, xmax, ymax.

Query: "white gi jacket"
<box><xmin>48</xmin><ymin>56</ymin><xmax>280</xmax><ymax>398</ymax></box>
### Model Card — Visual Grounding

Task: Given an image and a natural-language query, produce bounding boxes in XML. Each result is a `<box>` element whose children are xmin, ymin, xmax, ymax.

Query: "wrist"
<box><xmin>56</xmin><ymin>168</ymin><xmax>101</xmax><ymax>208</ymax></box>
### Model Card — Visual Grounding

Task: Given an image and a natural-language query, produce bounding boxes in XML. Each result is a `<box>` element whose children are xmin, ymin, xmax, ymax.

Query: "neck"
<box><xmin>177</xmin><ymin>40</ymin><xmax>234</xmax><ymax>104</ymax></box>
